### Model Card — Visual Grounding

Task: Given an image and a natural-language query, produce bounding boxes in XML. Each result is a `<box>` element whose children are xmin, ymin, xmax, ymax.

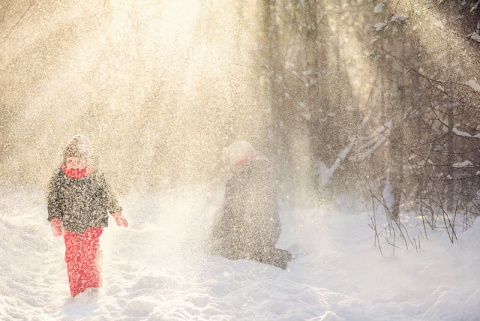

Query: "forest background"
<box><xmin>1</xmin><ymin>0</ymin><xmax>480</xmax><ymax>245</ymax></box>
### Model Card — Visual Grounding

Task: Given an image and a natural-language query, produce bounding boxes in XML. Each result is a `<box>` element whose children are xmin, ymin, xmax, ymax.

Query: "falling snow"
<box><xmin>1</xmin><ymin>1</ymin><xmax>480</xmax><ymax>320</ymax></box>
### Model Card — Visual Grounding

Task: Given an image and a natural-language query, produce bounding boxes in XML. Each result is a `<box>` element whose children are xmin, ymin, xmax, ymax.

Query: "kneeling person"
<box><xmin>208</xmin><ymin>141</ymin><xmax>293</xmax><ymax>269</ymax></box>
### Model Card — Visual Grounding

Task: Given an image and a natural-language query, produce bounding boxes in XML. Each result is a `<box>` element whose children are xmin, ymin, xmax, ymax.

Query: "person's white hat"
<box><xmin>223</xmin><ymin>140</ymin><xmax>257</xmax><ymax>166</ymax></box>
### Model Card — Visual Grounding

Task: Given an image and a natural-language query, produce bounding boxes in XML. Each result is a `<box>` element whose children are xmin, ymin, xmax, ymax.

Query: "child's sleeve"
<box><xmin>107</xmin><ymin>189</ymin><xmax>123</xmax><ymax>214</ymax></box>
<box><xmin>100</xmin><ymin>174</ymin><xmax>123</xmax><ymax>214</ymax></box>
<box><xmin>47</xmin><ymin>172</ymin><xmax>63</xmax><ymax>221</ymax></box>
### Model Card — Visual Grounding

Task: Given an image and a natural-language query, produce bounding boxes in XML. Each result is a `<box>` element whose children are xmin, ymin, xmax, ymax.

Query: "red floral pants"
<box><xmin>63</xmin><ymin>226</ymin><xmax>103</xmax><ymax>296</ymax></box>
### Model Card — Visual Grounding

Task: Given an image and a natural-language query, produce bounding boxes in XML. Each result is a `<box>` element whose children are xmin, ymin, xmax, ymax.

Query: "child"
<box><xmin>47</xmin><ymin>134</ymin><xmax>128</xmax><ymax>297</ymax></box>
<box><xmin>208</xmin><ymin>140</ymin><xmax>293</xmax><ymax>269</ymax></box>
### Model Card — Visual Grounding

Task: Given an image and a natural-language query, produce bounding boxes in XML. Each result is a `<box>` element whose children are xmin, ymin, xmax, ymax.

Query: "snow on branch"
<box><xmin>317</xmin><ymin>140</ymin><xmax>356</xmax><ymax>187</ymax></box>
<box><xmin>466</xmin><ymin>9</ymin><xmax>479</xmax><ymax>41</ymax></box>
<box><xmin>374</xmin><ymin>3</ymin><xmax>384</xmax><ymax>14</ymax></box>
<box><xmin>316</xmin><ymin>115</ymin><xmax>371</xmax><ymax>187</ymax></box>
<box><xmin>352</xmin><ymin>121</ymin><xmax>391</xmax><ymax>162</ymax></box>
<box><xmin>471</xmin><ymin>0</ymin><xmax>480</xmax><ymax>12</ymax></box>
<box><xmin>453</xmin><ymin>160</ymin><xmax>473</xmax><ymax>168</ymax></box>
<box><xmin>465</xmin><ymin>79</ymin><xmax>480</xmax><ymax>92</ymax></box>
<box><xmin>452</xmin><ymin>127</ymin><xmax>480</xmax><ymax>139</ymax></box>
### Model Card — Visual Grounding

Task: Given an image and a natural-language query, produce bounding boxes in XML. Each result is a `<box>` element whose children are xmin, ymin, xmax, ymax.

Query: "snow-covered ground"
<box><xmin>1</xmin><ymin>183</ymin><xmax>479</xmax><ymax>320</ymax></box>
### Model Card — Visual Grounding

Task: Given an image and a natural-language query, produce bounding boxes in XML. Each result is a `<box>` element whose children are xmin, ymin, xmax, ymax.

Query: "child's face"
<box><xmin>65</xmin><ymin>157</ymin><xmax>87</xmax><ymax>170</ymax></box>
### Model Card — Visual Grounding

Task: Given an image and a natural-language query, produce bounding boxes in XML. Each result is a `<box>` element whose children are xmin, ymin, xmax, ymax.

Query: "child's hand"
<box><xmin>50</xmin><ymin>218</ymin><xmax>63</xmax><ymax>237</ymax></box>
<box><xmin>112</xmin><ymin>212</ymin><xmax>128</xmax><ymax>228</ymax></box>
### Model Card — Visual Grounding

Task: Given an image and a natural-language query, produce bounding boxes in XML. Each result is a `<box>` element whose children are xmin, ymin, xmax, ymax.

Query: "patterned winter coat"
<box><xmin>47</xmin><ymin>168</ymin><xmax>122</xmax><ymax>233</ymax></box>
<box><xmin>209</xmin><ymin>157</ymin><xmax>282</xmax><ymax>260</ymax></box>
